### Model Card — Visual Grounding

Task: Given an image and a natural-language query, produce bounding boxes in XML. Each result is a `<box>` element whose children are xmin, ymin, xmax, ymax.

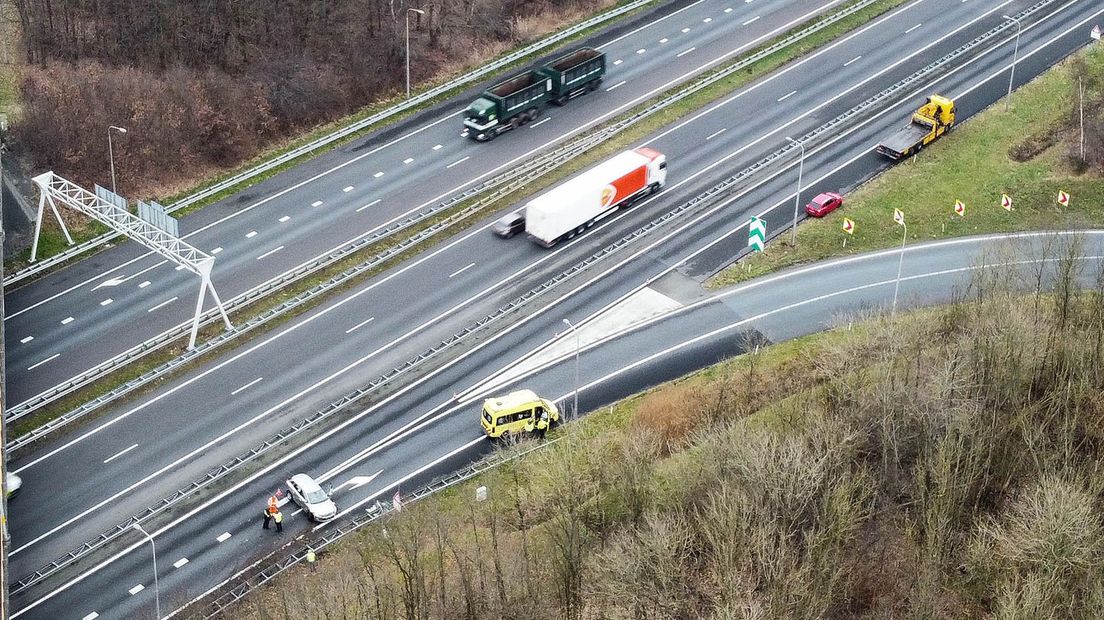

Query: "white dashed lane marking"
<box><xmin>82</xmin><ymin>613</ymin><xmax>99</xmax><ymax>620</ymax></box>
<box><xmin>256</xmin><ymin>246</ymin><xmax>285</xmax><ymax>260</ymax></box>
<box><xmin>211</xmin><ymin>247</ymin><xmax>223</xmax><ymax>255</ymax></box>
<box><xmin>432</xmin><ymin>144</ymin><xmax>443</xmax><ymax>150</ymax></box>
<box><xmin>706</xmin><ymin>128</ymin><xmax>727</xmax><ymax>140</ymax></box>
<box><xmin>27</xmin><ymin>353</ymin><xmax>60</xmax><ymax>371</ymax></box>
<box><xmin>677</xmin><ymin>47</ymin><xmax>696</xmax><ymax>57</ymax></box>
<box><xmin>61</xmin><ymin>317</ymin><xmax>74</xmax><ymax>325</ymax></box>
<box><xmin>20</xmin><ymin>336</ymin><xmax>33</xmax><ymax>344</ymax></box>
<box><xmin>103</xmin><ymin>443</ymin><xmax>139</xmax><ymax>464</ymax></box>
<box><xmin>138</xmin><ymin>281</ymin><xmax>151</xmax><ymax>288</ymax></box>
<box><xmin>345</xmin><ymin>316</ymin><xmax>376</xmax><ymax>334</ymax></box>
<box><xmin>614</xmin><ymin>59</ymin><xmax>623</xmax><ymax>65</ymax></box>
<box><xmin>742</xmin><ymin>15</ymin><xmax>760</xmax><ymax>25</ymax></box>
<box><xmin>403</xmin><ymin>157</ymin><xmax>414</xmax><ymax>164</ymax></box>
<box><xmin>374</xmin><ymin>171</ymin><xmax>384</xmax><ymax>178</ymax></box>
<box><xmin>905</xmin><ymin>22</ymin><xmax>922</xmax><ymax>33</ymax></box>
<box><xmin>279</xmin><ymin>215</ymin><xmax>291</xmax><ymax>223</ymax></box>
<box><xmin>777</xmin><ymin>89</ymin><xmax>797</xmax><ymax>102</ymax></box>
<box><xmin>311</xmin><ymin>200</ymin><xmax>323</xmax><ymax>207</ymax></box>
<box><xmin>217</xmin><ymin>532</ymin><xmax>232</xmax><ymax>542</ymax></box>
<box><xmin>725</xmin><ymin>7</ymin><xmax>733</xmax><ymax>12</ymax></box>
<box><xmin>703</xmin><ymin>17</ymin><xmax>712</xmax><ymax>23</ymax></box>
<box><xmin>173</xmin><ymin>557</ymin><xmax>189</xmax><ymax>568</ymax></box>
<box><xmin>231</xmin><ymin>377</ymin><xmax>263</xmax><ymax>396</ymax></box>
<box><xmin>246</xmin><ymin>230</ymin><xmax>257</xmax><ymax>238</ymax></box>
<box><xmin>128</xmin><ymin>584</ymin><xmax>144</xmax><ymax>595</ymax></box>
<box><xmin>531</xmin><ymin>117</ymin><xmax>551</xmax><ymax>128</ymax></box>
<box><xmin>636</xmin><ymin>48</ymin><xmax>646</xmax><ymax>54</ymax></box>
<box><xmin>607</xmin><ymin>80</ymin><xmax>627</xmax><ymax>91</ymax></box>
<box><xmin>147</xmin><ymin>297</ymin><xmax>178</xmax><ymax>313</ymax></box>
<box><xmin>357</xmin><ymin>199</ymin><xmax>382</xmax><ymax>213</ymax></box>
<box><xmin>446</xmin><ymin>156</ymin><xmax>470</xmax><ymax>169</ymax></box>
<box><xmin>681</xmin><ymin>27</ymin><xmax>690</xmax><ymax>33</ymax></box>
<box><xmin>660</xmin><ymin>37</ymin><xmax>668</xmax><ymax>43</ymax></box>
<box><xmin>100</xmin><ymin>298</ymin><xmax>113</xmax><ymax>306</ymax></box>
<box><xmin>343</xmin><ymin>186</ymin><xmax>354</xmax><ymax>192</ymax></box>
<box><xmin>845</xmin><ymin>55</ymin><xmax>862</xmax><ymax>67</ymax></box>
<box><xmin>448</xmin><ymin>262</ymin><xmax>476</xmax><ymax>278</ymax></box>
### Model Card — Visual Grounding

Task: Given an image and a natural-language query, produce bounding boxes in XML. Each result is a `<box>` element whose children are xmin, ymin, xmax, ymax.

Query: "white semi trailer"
<box><xmin>524</xmin><ymin>147</ymin><xmax>666</xmax><ymax>247</ymax></box>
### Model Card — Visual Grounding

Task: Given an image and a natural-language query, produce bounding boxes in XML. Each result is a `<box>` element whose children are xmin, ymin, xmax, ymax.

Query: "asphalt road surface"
<box><xmin>8</xmin><ymin>0</ymin><xmax>1104</xmax><ymax>616</ymax></box>
<box><xmin>4</xmin><ymin>0</ymin><xmax>838</xmax><ymax>407</ymax></box>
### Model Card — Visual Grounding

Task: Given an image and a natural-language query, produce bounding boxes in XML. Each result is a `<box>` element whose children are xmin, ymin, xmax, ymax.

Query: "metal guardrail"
<box><xmin>12</xmin><ymin>0</ymin><xmax>1055</xmax><ymax>596</ymax></box>
<box><xmin>2</xmin><ymin>0</ymin><xmax>659</xmax><ymax>288</ymax></box>
<box><xmin>7</xmin><ymin>0</ymin><xmax>885</xmax><ymax>425</ymax></box>
<box><xmin>196</xmin><ymin>439</ymin><xmax>557</xmax><ymax>618</ymax></box>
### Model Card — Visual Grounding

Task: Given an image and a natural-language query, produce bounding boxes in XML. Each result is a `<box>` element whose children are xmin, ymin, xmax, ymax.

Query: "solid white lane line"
<box><xmin>606</xmin><ymin>80</ymin><xmax>627</xmax><ymax>91</ymax></box>
<box><xmin>173</xmin><ymin>557</ymin><xmax>189</xmax><ymax>568</ymax></box>
<box><xmin>147</xmin><ymin>297</ymin><xmax>178</xmax><ymax>313</ymax></box>
<box><xmin>128</xmin><ymin>584</ymin><xmax>144</xmax><ymax>595</ymax></box>
<box><xmin>343</xmin><ymin>186</ymin><xmax>354</xmax><ymax>192</ymax></box>
<box><xmin>706</xmin><ymin>128</ymin><xmax>727</xmax><ymax>140</ymax></box>
<box><xmin>279</xmin><ymin>215</ymin><xmax>290</xmax><ymax>223</ymax></box>
<box><xmin>448</xmin><ymin>263</ymin><xmax>476</xmax><ymax>278</ymax></box>
<box><xmin>103</xmin><ymin>444</ymin><xmax>139</xmax><ymax>464</ymax></box>
<box><xmin>311</xmin><ymin>200</ymin><xmax>323</xmax><ymax>207</ymax></box>
<box><xmin>743</xmin><ymin>15</ymin><xmax>760</xmax><ymax>25</ymax></box>
<box><xmin>27</xmin><ymin>354</ymin><xmax>60</xmax><ymax>371</ymax></box>
<box><xmin>255</xmin><ymin>246</ymin><xmax>285</xmax><ymax>261</ymax></box>
<box><xmin>906</xmin><ymin>22</ymin><xmax>922</xmax><ymax>33</ymax></box>
<box><xmin>777</xmin><ymin>89</ymin><xmax>797</xmax><ymax>101</ymax></box>
<box><xmin>374</xmin><ymin>171</ymin><xmax>384</xmax><ymax>178</ymax></box>
<box><xmin>20</xmin><ymin>336</ymin><xmax>33</xmax><ymax>344</ymax></box>
<box><xmin>844</xmin><ymin>54</ymin><xmax>862</xmax><ymax>66</ymax></box>
<box><xmin>246</xmin><ymin>231</ymin><xmax>257</xmax><ymax>238</ymax></box>
<box><xmin>345</xmin><ymin>317</ymin><xmax>376</xmax><ymax>334</ymax></box>
<box><xmin>432</xmin><ymin>144</ymin><xmax>443</xmax><ymax>150</ymax></box>
<box><xmin>230</xmin><ymin>377</ymin><xmax>263</xmax><ymax>396</ymax></box>
<box><xmin>356</xmin><ymin>199</ymin><xmax>382</xmax><ymax>213</ymax></box>
<box><xmin>403</xmin><ymin>157</ymin><xmax>414</xmax><ymax>164</ymax></box>
<box><xmin>216</xmin><ymin>532</ymin><xmax>232</xmax><ymax>542</ymax></box>
<box><xmin>100</xmin><ymin>298</ymin><xmax>113</xmax><ymax>306</ymax></box>
<box><xmin>446</xmin><ymin>156</ymin><xmax>470</xmax><ymax>169</ymax></box>
<box><xmin>677</xmin><ymin>46</ymin><xmax>696</xmax><ymax>57</ymax></box>
<box><xmin>138</xmin><ymin>281</ymin><xmax>151</xmax><ymax>288</ymax></box>
<box><xmin>211</xmin><ymin>247</ymin><xmax>223</xmax><ymax>255</ymax></box>
<box><xmin>531</xmin><ymin>117</ymin><xmax>551</xmax><ymax>128</ymax></box>
<box><xmin>61</xmin><ymin>317</ymin><xmax>74</xmax><ymax>325</ymax></box>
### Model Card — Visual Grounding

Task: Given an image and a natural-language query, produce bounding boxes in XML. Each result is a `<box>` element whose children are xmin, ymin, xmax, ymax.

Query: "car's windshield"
<box><xmin>305</xmin><ymin>488</ymin><xmax>328</xmax><ymax>504</ymax></box>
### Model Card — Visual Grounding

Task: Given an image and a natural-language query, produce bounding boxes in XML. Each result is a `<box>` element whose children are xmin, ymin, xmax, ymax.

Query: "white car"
<box><xmin>6</xmin><ymin>472</ymin><xmax>21</xmax><ymax>499</ymax></box>
<box><xmin>285</xmin><ymin>473</ymin><xmax>336</xmax><ymax>522</ymax></box>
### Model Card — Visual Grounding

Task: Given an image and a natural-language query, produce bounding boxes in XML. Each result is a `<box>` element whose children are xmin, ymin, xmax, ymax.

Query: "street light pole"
<box><xmin>132</xmin><ymin>523</ymin><xmax>161</xmax><ymax>619</ymax></box>
<box><xmin>562</xmin><ymin>318</ymin><xmax>579</xmax><ymax>419</ymax></box>
<box><xmin>785</xmin><ymin>136</ymin><xmax>804</xmax><ymax>246</ymax></box>
<box><xmin>405</xmin><ymin>9</ymin><xmax>425</xmax><ymax>98</ymax></box>
<box><xmin>1003</xmin><ymin>15</ymin><xmax>1022</xmax><ymax>112</ymax></box>
<box><xmin>108</xmin><ymin>125</ymin><xmax>127</xmax><ymax>195</ymax></box>
<box><xmin>892</xmin><ymin>221</ymin><xmax>907</xmax><ymax>316</ymax></box>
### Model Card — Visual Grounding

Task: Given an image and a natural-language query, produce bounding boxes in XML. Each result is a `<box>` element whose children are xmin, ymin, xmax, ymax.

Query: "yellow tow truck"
<box><xmin>876</xmin><ymin>94</ymin><xmax>955</xmax><ymax>160</ymax></box>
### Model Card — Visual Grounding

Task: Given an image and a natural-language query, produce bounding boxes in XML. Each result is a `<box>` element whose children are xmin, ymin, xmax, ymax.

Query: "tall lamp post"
<box><xmin>406</xmin><ymin>8</ymin><xmax>425</xmax><ymax>98</ymax></box>
<box><xmin>108</xmin><ymin>125</ymin><xmax>127</xmax><ymax>195</ymax></box>
<box><xmin>1003</xmin><ymin>15</ymin><xmax>1022</xmax><ymax>112</ymax></box>
<box><xmin>132</xmin><ymin>523</ymin><xmax>161</xmax><ymax>619</ymax></box>
<box><xmin>785</xmin><ymin>136</ymin><xmax>805</xmax><ymax>246</ymax></box>
<box><xmin>562</xmin><ymin>318</ymin><xmax>580</xmax><ymax>419</ymax></box>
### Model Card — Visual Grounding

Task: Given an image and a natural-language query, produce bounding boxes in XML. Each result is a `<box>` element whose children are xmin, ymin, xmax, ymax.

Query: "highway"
<box><xmin>7</xmin><ymin>0</ymin><xmax>1104</xmax><ymax>616</ymax></box>
<box><xmin>3</xmin><ymin>0</ymin><xmax>840</xmax><ymax>408</ymax></box>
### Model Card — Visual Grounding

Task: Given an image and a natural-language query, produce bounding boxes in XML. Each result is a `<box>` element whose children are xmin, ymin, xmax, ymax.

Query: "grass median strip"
<box><xmin>13</xmin><ymin>0</ymin><xmax>913</xmax><ymax>445</ymax></box>
<box><xmin>709</xmin><ymin>44</ymin><xmax>1104</xmax><ymax>288</ymax></box>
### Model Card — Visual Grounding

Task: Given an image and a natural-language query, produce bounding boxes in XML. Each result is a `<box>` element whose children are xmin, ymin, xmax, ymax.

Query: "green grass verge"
<box><xmin>709</xmin><ymin>44</ymin><xmax>1104</xmax><ymax>288</ymax></box>
<box><xmin>13</xmin><ymin>0</ymin><xmax>911</xmax><ymax>444</ymax></box>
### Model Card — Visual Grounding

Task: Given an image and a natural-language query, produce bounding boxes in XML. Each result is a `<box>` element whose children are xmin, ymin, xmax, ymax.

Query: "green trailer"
<box><xmin>463</xmin><ymin>47</ymin><xmax>606</xmax><ymax>142</ymax></box>
<box><xmin>544</xmin><ymin>47</ymin><xmax>605</xmax><ymax>105</ymax></box>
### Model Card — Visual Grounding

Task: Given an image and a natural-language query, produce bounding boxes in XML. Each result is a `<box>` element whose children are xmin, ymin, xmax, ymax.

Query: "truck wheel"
<box><xmin>511</xmin><ymin>116</ymin><xmax>522</xmax><ymax>129</ymax></box>
<box><xmin>485</xmin><ymin>130</ymin><xmax>496</xmax><ymax>142</ymax></box>
<box><xmin>528</xmin><ymin>107</ymin><xmax>541</xmax><ymax>121</ymax></box>
<box><xmin>589</xmin><ymin>80</ymin><xmax>601</xmax><ymax>92</ymax></box>
<box><xmin>648</xmin><ymin>183</ymin><xmax>660</xmax><ymax>195</ymax></box>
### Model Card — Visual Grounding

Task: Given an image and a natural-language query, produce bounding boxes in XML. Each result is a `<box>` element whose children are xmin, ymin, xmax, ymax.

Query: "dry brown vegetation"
<box><xmin>6</xmin><ymin>0</ymin><xmax>618</xmax><ymax>195</ymax></box>
<box><xmin>221</xmin><ymin>236</ymin><xmax>1104</xmax><ymax>620</ymax></box>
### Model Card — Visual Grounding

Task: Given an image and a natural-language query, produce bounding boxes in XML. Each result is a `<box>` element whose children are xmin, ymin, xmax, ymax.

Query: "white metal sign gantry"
<box><xmin>30</xmin><ymin>171</ymin><xmax>232</xmax><ymax>349</ymax></box>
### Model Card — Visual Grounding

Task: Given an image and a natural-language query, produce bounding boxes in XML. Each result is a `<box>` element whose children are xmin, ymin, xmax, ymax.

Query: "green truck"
<box><xmin>463</xmin><ymin>47</ymin><xmax>606</xmax><ymax>142</ymax></box>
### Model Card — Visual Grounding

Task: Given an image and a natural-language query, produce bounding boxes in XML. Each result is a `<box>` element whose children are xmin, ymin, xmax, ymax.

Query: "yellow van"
<box><xmin>480</xmin><ymin>389</ymin><xmax>560</xmax><ymax>438</ymax></box>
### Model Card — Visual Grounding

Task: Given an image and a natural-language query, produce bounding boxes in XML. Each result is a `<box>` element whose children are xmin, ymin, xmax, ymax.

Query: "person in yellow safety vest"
<box><xmin>273</xmin><ymin>510</ymin><xmax>283</xmax><ymax>533</ymax></box>
<box><xmin>535</xmin><ymin>408</ymin><xmax>550</xmax><ymax>440</ymax></box>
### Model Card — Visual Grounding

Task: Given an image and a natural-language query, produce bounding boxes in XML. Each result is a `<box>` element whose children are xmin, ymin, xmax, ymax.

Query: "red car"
<box><xmin>805</xmin><ymin>192</ymin><xmax>843</xmax><ymax>218</ymax></box>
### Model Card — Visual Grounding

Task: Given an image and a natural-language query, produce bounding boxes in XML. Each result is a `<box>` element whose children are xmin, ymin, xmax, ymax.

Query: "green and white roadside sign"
<box><xmin>748</xmin><ymin>216</ymin><xmax>766</xmax><ymax>252</ymax></box>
